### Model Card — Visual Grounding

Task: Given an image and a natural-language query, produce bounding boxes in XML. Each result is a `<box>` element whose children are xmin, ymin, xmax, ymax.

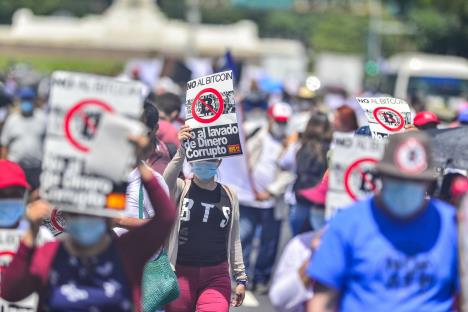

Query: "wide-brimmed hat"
<box><xmin>376</xmin><ymin>131</ymin><xmax>437</xmax><ymax>181</ymax></box>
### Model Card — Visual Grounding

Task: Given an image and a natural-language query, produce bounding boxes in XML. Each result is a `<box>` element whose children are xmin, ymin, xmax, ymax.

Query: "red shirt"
<box><xmin>0</xmin><ymin>176</ymin><xmax>176</xmax><ymax>312</ymax></box>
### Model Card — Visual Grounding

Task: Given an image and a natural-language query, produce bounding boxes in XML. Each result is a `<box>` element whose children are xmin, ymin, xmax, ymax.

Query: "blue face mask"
<box><xmin>66</xmin><ymin>216</ymin><xmax>107</xmax><ymax>247</ymax></box>
<box><xmin>192</xmin><ymin>161</ymin><xmax>218</xmax><ymax>181</ymax></box>
<box><xmin>0</xmin><ymin>199</ymin><xmax>25</xmax><ymax>227</ymax></box>
<box><xmin>381</xmin><ymin>179</ymin><xmax>427</xmax><ymax>218</ymax></box>
<box><xmin>20</xmin><ymin>101</ymin><xmax>34</xmax><ymax>114</ymax></box>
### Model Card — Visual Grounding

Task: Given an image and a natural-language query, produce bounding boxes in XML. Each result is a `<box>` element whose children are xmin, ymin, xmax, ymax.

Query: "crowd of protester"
<box><xmin>0</xmin><ymin>62</ymin><xmax>468</xmax><ymax>312</ymax></box>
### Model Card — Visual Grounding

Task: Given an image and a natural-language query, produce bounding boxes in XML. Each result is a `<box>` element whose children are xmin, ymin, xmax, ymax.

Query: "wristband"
<box><xmin>237</xmin><ymin>280</ymin><xmax>248</xmax><ymax>288</ymax></box>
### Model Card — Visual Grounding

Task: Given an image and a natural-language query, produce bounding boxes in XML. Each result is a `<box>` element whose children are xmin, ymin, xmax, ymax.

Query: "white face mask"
<box><xmin>271</xmin><ymin>123</ymin><xmax>287</xmax><ymax>139</ymax></box>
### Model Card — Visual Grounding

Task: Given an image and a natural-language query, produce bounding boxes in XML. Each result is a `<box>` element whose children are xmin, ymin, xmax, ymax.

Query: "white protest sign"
<box><xmin>357</xmin><ymin>97</ymin><xmax>412</xmax><ymax>139</ymax></box>
<box><xmin>184</xmin><ymin>70</ymin><xmax>243</xmax><ymax>162</ymax></box>
<box><xmin>0</xmin><ymin>229</ymin><xmax>38</xmax><ymax>311</ymax></box>
<box><xmin>326</xmin><ymin>133</ymin><xmax>385</xmax><ymax>219</ymax></box>
<box><xmin>40</xmin><ymin>71</ymin><xmax>144</xmax><ymax>217</ymax></box>
<box><xmin>42</xmin><ymin>209</ymin><xmax>66</xmax><ymax>236</ymax></box>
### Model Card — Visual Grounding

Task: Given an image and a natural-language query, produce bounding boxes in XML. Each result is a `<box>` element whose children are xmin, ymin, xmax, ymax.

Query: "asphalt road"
<box><xmin>237</xmin><ymin>218</ymin><xmax>293</xmax><ymax>312</ymax></box>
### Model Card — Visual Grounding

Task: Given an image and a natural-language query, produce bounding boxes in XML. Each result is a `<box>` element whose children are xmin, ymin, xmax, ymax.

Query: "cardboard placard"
<box><xmin>40</xmin><ymin>71</ymin><xmax>144</xmax><ymax>217</ymax></box>
<box><xmin>326</xmin><ymin>133</ymin><xmax>385</xmax><ymax>219</ymax></box>
<box><xmin>0</xmin><ymin>229</ymin><xmax>38</xmax><ymax>311</ymax></box>
<box><xmin>357</xmin><ymin>97</ymin><xmax>412</xmax><ymax>139</ymax></box>
<box><xmin>184</xmin><ymin>70</ymin><xmax>243</xmax><ymax>162</ymax></box>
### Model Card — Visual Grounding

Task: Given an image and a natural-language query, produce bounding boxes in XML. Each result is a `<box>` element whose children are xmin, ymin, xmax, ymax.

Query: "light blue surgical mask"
<box><xmin>381</xmin><ymin>179</ymin><xmax>427</xmax><ymax>218</ymax></box>
<box><xmin>66</xmin><ymin>216</ymin><xmax>107</xmax><ymax>247</ymax></box>
<box><xmin>192</xmin><ymin>161</ymin><xmax>218</xmax><ymax>181</ymax></box>
<box><xmin>20</xmin><ymin>101</ymin><xmax>33</xmax><ymax>114</ymax></box>
<box><xmin>0</xmin><ymin>199</ymin><xmax>25</xmax><ymax>227</ymax></box>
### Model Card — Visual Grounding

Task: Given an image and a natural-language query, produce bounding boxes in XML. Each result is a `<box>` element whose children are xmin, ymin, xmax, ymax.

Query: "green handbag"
<box><xmin>139</xmin><ymin>183</ymin><xmax>180</xmax><ymax>312</ymax></box>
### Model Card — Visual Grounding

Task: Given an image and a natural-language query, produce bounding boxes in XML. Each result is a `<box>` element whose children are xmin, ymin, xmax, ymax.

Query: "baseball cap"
<box><xmin>414</xmin><ymin>111</ymin><xmax>440</xmax><ymax>127</ymax></box>
<box><xmin>298</xmin><ymin>173</ymin><xmax>329</xmax><ymax>205</ymax></box>
<box><xmin>267</xmin><ymin>102</ymin><xmax>292</xmax><ymax>123</ymax></box>
<box><xmin>17</xmin><ymin>87</ymin><xmax>35</xmax><ymax>100</ymax></box>
<box><xmin>0</xmin><ymin>160</ymin><xmax>30</xmax><ymax>189</ymax></box>
<box><xmin>458</xmin><ymin>108</ymin><xmax>468</xmax><ymax>123</ymax></box>
<box><xmin>376</xmin><ymin>131</ymin><xmax>437</xmax><ymax>181</ymax></box>
<box><xmin>355</xmin><ymin>126</ymin><xmax>372</xmax><ymax>137</ymax></box>
<box><xmin>451</xmin><ymin>176</ymin><xmax>468</xmax><ymax>199</ymax></box>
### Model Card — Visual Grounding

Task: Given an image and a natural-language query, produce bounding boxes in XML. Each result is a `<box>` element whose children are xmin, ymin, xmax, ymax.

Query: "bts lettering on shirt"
<box><xmin>177</xmin><ymin>182</ymin><xmax>232</xmax><ymax>267</ymax></box>
<box><xmin>181</xmin><ymin>198</ymin><xmax>230</xmax><ymax>227</ymax></box>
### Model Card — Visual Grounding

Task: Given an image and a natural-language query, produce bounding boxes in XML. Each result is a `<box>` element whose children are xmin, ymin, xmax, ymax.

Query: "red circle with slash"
<box><xmin>373</xmin><ymin>106</ymin><xmax>405</xmax><ymax>132</ymax></box>
<box><xmin>344</xmin><ymin>157</ymin><xmax>379</xmax><ymax>200</ymax></box>
<box><xmin>191</xmin><ymin>88</ymin><xmax>224</xmax><ymax>124</ymax></box>
<box><xmin>64</xmin><ymin>99</ymin><xmax>114</xmax><ymax>153</ymax></box>
<box><xmin>50</xmin><ymin>209</ymin><xmax>65</xmax><ymax>232</ymax></box>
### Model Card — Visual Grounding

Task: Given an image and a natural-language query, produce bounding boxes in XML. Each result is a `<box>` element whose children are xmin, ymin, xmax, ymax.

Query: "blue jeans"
<box><xmin>239</xmin><ymin>205</ymin><xmax>281</xmax><ymax>285</ymax></box>
<box><xmin>289</xmin><ymin>202</ymin><xmax>326</xmax><ymax>236</ymax></box>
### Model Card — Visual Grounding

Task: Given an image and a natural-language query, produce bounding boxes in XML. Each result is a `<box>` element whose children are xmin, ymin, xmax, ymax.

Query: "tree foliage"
<box><xmin>0</xmin><ymin>0</ymin><xmax>466</xmax><ymax>57</ymax></box>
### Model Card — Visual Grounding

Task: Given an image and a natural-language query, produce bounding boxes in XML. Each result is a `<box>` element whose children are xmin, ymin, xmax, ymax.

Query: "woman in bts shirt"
<box><xmin>163</xmin><ymin>125</ymin><xmax>248</xmax><ymax>312</ymax></box>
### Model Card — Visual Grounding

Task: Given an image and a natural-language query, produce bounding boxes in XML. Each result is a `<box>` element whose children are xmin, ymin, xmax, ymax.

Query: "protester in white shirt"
<box><xmin>239</xmin><ymin>102</ymin><xmax>295</xmax><ymax>294</ymax></box>
<box><xmin>269</xmin><ymin>231</ymin><xmax>321</xmax><ymax>312</ymax></box>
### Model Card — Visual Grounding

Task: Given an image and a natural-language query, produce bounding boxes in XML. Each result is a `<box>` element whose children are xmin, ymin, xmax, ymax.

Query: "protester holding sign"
<box><xmin>307</xmin><ymin>132</ymin><xmax>459</xmax><ymax>311</ymax></box>
<box><xmin>1</xmin><ymin>157</ymin><xmax>176</xmax><ymax>311</ymax></box>
<box><xmin>0</xmin><ymin>160</ymin><xmax>54</xmax><ymax>312</ymax></box>
<box><xmin>163</xmin><ymin>125</ymin><xmax>247</xmax><ymax>312</ymax></box>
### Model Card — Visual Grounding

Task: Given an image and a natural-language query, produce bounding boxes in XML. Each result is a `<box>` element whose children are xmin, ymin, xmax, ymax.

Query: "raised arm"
<box><xmin>116</xmin><ymin>166</ymin><xmax>176</xmax><ymax>274</ymax></box>
<box><xmin>1</xmin><ymin>201</ymin><xmax>53</xmax><ymax>301</ymax></box>
<box><xmin>163</xmin><ymin>125</ymin><xmax>191</xmax><ymax>200</ymax></box>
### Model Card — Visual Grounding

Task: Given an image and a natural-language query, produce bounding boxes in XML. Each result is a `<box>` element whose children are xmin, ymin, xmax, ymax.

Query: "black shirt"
<box><xmin>177</xmin><ymin>182</ymin><xmax>232</xmax><ymax>266</ymax></box>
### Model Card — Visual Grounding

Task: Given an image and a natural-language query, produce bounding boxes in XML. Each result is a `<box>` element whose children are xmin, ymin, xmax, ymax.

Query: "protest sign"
<box><xmin>40</xmin><ymin>71</ymin><xmax>144</xmax><ymax>217</ymax></box>
<box><xmin>426</xmin><ymin>127</ymin><xmax>468</xmax><ymax>171</ymax></box>
<box><xmin>357</xmin><ymin>97</ymin><xmax>412</xmax><ymax>139</ymax></box>
<box><xmin>326</xmin><ymin>133</ymin><xmax>385</xmax><ymax>219</ymax></box>
<box><xmin>184</xmin><ymin>70</ymin><xmax>243</xmax><ymax>162</ymax></box>
<box><xmin>42</xmin><ymin>209</ymin><xmax>66</xmax><ymax>236</ymax></box>
<box><xmin>0</xmin><ymin>229</ymin><xmax>38</xmax><ymax>311</ymax></box>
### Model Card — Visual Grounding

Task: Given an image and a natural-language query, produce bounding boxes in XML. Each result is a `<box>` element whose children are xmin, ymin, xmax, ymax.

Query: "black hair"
<box><xmin>155</xmin><ymin>92</ymin><xmax>181</xmax><ymax>116</ymax></box>
<box><xmin>142</xmin><ymin>99</ymin><xmax>159</xmax><ymax>131</ymax></box>
<box><xmin>0</xmin><ymin>186</ymin><xmax>26</xmax><ymax>199</ymax></box>
<box><xmin>417</xmin><ymin>122</ymin><xmax>438</xmax><ymax>130</ymax></box>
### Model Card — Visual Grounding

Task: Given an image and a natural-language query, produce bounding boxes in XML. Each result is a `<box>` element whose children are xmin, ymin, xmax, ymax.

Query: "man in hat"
<box><xmin>307</xmin><ymin>132</ymin><xmax>458</xmax><ymax>311</ymax></box>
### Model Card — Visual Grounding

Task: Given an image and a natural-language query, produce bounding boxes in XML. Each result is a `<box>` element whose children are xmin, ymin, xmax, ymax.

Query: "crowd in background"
<box><xmin>0</xmin><ymin>61</ymin><xmax>468</xmax><ymax>312</ymax></box>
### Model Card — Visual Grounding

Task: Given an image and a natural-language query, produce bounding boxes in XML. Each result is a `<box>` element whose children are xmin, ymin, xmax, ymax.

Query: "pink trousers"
<box><xmin>165</xmin><ymin>261</ymin><xmax>231</xmax><ymax>312</ymax></box>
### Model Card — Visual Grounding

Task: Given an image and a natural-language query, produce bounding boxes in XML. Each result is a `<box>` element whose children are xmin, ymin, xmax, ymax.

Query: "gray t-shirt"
<box><xmin>0</xmin><ymin>110</ymin><xmax>46</xmax><ymax>165</ymax></box>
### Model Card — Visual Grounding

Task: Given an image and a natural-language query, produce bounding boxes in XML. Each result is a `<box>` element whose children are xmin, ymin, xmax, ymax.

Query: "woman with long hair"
<box><xmin>163</xmin><ymin>125</ymin><xmax>248</xmax><ymax>312</ymax></box>
<box><xmin>289</xmin><ymin>112</ymin><xmax>332</xmax><ymax>235</ymax></box>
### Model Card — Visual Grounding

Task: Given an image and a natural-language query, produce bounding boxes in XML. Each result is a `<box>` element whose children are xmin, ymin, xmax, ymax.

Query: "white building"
<box><xmin>0</xmin><ymin>0</ymin><xmax>306</xmax><ymax>88</ymax></box>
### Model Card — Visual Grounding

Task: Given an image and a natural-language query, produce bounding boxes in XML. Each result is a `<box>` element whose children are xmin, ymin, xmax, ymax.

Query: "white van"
<box><xmin>379</xmin><ymin>53</ymin><xmax>468</xmax><ymax>119</ymax></box>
